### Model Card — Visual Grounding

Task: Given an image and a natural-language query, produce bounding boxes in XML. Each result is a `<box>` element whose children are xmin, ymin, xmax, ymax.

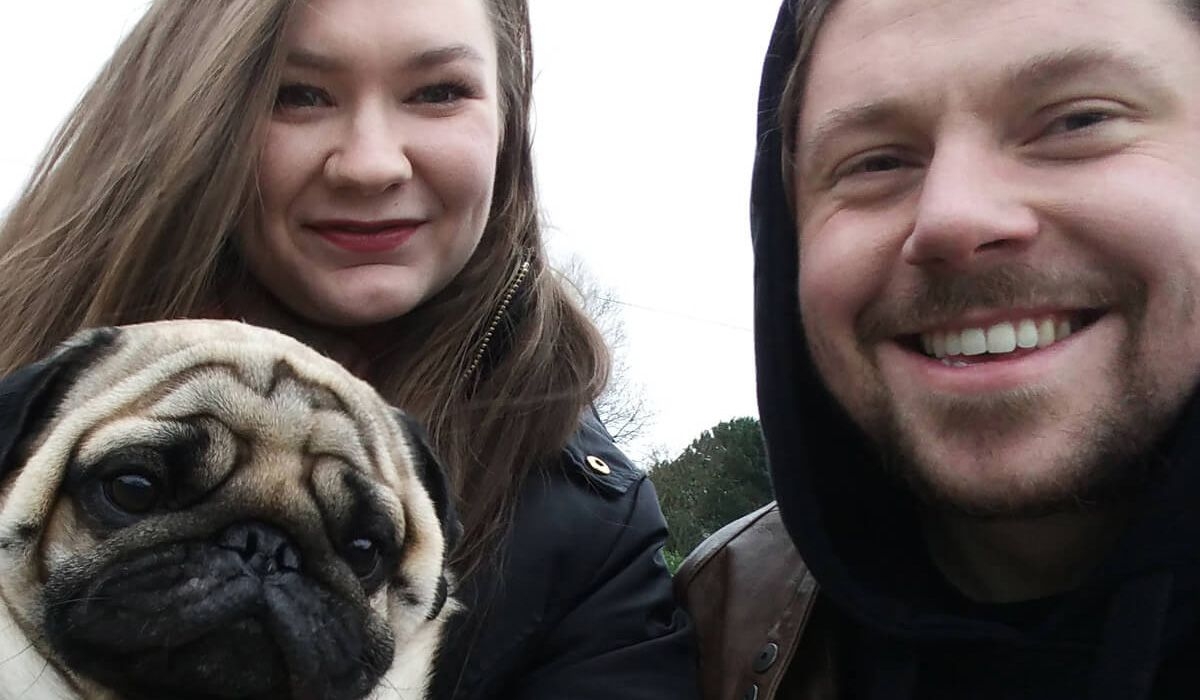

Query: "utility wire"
<box><xmin>596</xmin><ymin>296</ymin><xmax>753</xmax><ymax>333</ymax></box>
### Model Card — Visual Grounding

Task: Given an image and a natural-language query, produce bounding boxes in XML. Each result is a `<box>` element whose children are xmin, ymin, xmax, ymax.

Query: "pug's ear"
<box><xmin>0</xmin><ymin>328</ymin><xmax>119</xmax><ymax>477</ymax></box>
<box><xmin>392</xmin><ymin>409</ymin><xmax>462</xmax><ymax>557</ymax></box>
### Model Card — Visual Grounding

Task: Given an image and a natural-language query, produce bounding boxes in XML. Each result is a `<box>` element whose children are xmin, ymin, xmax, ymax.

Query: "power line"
<box><xmin>596</xmin><ymin>296</ymin><xmax>753</xmax><ymax>333</ymax></box>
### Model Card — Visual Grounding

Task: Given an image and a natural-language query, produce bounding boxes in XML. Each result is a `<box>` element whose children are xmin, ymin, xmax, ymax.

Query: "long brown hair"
<box><xmin>0</xmin><ymin>0</ymin><xmax>608</xmax><ymax>578</ymax></box>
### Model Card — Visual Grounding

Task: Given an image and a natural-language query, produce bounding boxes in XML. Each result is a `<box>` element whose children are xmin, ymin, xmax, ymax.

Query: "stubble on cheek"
<box><xmin>923</xmin><ymin>385</ymin><xmax>1054</xmax><ymax>438</ymax></box>
<box><xmin>807</xmin><ymin>293</ymin><xmax>1194</xmax><ymax>518</ymax></box>
<box><xmin>793</xmin><ymin>234</ymin><xmax>1200</xmax><ymax>516</ymax></box>
<box><xmin>877</xmin><ymin>327</ymin><xmax>1182</xmax><ymax>517</ymax></box>
<box><xmin>801</xmin><ymin>311</ymin><xmax>888</xmax><ymax>429</ymax></box>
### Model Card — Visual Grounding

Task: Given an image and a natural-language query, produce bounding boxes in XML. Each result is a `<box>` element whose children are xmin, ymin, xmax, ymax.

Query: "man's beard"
<box><xmin>853</xmin><ymin>263</ymin><xmax>1177</xmax><ymax>518</ymax></box>
<box><xmin>871</xmin><ymin>367</ymin><xmax>1172</xmax><ymax>519</ymax></box>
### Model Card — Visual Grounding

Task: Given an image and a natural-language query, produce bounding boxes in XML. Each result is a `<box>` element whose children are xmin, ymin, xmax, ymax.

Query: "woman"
<box><xmin>0</xmin><ymin>1</ymin><xmax>699</xmax><ymax>697</ymax></box>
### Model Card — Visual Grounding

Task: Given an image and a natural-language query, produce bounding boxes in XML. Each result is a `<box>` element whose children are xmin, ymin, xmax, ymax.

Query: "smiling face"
<box><xmin>793</xmin><ymin>0</ymin><xmax>1200</xmax><ymax>515</ymax></box>
<box><xmin>239</xmin><ymin>0</ymin><xmax>501</xmax><ymax>327</ymax></box>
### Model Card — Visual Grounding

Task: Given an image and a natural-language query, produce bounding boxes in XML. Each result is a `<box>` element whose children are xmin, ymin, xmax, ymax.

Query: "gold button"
<box><xmin>586</xmin><ymin>455</ymin><xmax>611</xmax><ymax>475</ymax></box>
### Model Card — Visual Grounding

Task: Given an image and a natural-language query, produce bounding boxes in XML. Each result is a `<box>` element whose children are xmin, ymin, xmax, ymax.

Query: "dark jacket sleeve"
<box><xmin>508</xmin><ymin>475</ymin><xmax>701</xmax><ymax>699</ymax></box>
<box><xmin>431</xmin><ymin>415</ymin><xmax>700</xmax><ymax>699</ymax></box>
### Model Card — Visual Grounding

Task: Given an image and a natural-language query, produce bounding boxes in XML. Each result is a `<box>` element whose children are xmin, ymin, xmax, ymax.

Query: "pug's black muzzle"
<box><xmin>44</xmin><ymin>521</ymin><xmax>394</xmax><ymax>700</ymax></box>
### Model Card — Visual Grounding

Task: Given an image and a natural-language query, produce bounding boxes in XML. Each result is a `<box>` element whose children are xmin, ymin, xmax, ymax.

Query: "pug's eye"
<box><xmin>344</xmin><ymin>537</ymin><xmax>383</xmax><ymax>582</ymax></box>
<box><xmin>104</xmin><ymin>473</ymin><xmax>161</xmax><ymax>515</ymax></box>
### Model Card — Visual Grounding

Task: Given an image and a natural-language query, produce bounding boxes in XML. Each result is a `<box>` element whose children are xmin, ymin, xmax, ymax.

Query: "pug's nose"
<box><xmin>217</xmin><ymin>521</ymin><xmax>302</xmax><ymax>576</ymax></box>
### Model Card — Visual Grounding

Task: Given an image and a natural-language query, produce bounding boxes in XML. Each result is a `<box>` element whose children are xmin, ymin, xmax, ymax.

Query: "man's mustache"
<box><xmin>855</xmin><ymin>264</ymin><xmax>1146</xmax><ymax>343</ymax></box>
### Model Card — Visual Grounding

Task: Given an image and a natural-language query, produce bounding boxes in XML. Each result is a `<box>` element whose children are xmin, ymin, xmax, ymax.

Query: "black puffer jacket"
<box><xmin>431</xmin><ymin>410</ymin><xmax>700</xmax><ymax>699</ymax></box>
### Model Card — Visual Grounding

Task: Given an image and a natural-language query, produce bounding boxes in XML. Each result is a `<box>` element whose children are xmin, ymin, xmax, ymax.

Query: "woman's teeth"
<box><xmin>920</xmin><ymin>317</ymin><xmax>1074</xmax><ymax>360</ymax></box>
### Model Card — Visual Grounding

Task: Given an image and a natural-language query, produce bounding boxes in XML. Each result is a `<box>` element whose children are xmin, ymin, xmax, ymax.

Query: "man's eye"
<box><xmin>412</xmin><ymin>82</ymin><xmax>473</xmax><ymax>105</ymax></box>
<box><xmin>1046</xmin><ymin>110</ymin><xmax>1111</xmax><ymax>135</ymax></box>
<box><xmin>843</xmin><ymin>154</ymin><xmax>906</xmax><ymax>177</ymax></box>
<box><xmin>275</xmin><ymin>84</ymin><xmax>332</xmax><ymax>110</ymax></box>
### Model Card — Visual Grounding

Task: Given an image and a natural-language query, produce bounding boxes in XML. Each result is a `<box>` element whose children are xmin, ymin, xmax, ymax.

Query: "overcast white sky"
<box><xmin>0</xmin><ymin>1</ymin><xmax>780</xmax><ymax>461</ymax></box>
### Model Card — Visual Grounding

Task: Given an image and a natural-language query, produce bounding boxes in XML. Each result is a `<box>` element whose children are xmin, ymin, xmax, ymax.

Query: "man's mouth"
<box><xmin>903</xmin><ymin>309</ymin><xmax>1107</xmax><ymax>365</ymax></box>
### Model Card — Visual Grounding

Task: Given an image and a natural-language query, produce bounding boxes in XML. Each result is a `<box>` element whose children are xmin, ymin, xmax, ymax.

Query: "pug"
<box><xmin>0</xmin><ymin>320</ymin><xmax>458</xmax><ymax>700</ymax></box>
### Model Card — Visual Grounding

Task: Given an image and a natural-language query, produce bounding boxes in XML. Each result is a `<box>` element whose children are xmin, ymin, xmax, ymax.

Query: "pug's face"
<box><xmin>0</xmin><ymin>320</ymin><xmax>457</xmax><ymax>700</ymax></box>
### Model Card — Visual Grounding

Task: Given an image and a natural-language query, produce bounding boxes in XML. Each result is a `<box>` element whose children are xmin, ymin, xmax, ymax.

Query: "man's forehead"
<box><xmin>804</xmin><ymin>0</ymin><xmax>1189</xmax><ymax>80</ymax></box>
<box><xmin>809</xmin><ymin>0</ymin><xmax>1177</xmax><ymax>40</ymax></box>
<box><xmin>797</xmin><ymin>0</ymin><xmax>1191</xmax><ymax>139</ymax></box>
<box><xmin>799</xmin><ymin>48</ymin><xmax>1171</xmax><ymax>156</ymax></box>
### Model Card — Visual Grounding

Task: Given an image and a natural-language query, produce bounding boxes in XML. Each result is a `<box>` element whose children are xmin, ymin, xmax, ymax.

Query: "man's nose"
<box><xmin>901</xmin><ymin>141</ymin><xmax>1038</xmax><ymax>270</ymax></box>
<box><xmin>323</xmin><ymin>107</ymin><xmax>413</xmax><ymax>195</ymax></box>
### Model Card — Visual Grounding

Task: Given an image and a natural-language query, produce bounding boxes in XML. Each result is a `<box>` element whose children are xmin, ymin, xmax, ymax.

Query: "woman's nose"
<box><xmin>323</xmin><ymin>107</ymin><xmax>414</xmax><ymax>195</ymax></box>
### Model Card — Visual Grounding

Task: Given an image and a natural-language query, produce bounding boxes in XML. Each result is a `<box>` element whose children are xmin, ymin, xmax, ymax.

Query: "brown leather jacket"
<box><xmin>674</xmin><ymin>503</ymin><xmax>844</xmax><ymax>700</ymax></box>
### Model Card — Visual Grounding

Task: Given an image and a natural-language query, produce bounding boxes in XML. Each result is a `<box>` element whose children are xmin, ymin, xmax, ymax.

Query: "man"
<box><xmin>676</xmin><ymin>0</ymin><xmax>1200</xmax><ymax>698</ymax></box>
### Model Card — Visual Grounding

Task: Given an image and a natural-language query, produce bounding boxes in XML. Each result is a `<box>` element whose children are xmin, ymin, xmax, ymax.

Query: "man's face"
<box><xmin>793</xmin><ymin>0</ymin><xmax>1200</xmax><ymax>515</ymax></box>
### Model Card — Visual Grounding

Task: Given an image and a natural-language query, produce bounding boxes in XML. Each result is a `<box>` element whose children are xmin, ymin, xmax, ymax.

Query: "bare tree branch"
<box><xmin>555</xmin><ymin>256</ymin><xmax>656</xmax><ymax>452</ymax></box>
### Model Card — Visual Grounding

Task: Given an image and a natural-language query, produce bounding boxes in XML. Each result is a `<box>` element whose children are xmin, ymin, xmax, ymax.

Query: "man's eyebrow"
<box><xmin>1002</xmin><ymin>46</ymin><xmax>1167</xmax><ymax>93</ymax></box>
<box><xmin>798</xmin><ymin>101</ymin><xmax>906</xmax><ymax>173</ymax></box>
<box><xmin>797</xmin><ymin>47</ymin><xmax>1167</xmax><ymax>173</ymax></box>
<box><xmin>285</xmin><ymin>44</ymin><xmax>485</xmax><ymax>72</ymax></box>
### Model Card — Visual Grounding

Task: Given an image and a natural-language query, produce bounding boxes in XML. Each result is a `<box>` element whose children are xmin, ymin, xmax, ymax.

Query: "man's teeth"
<box><xmin>920</xmin><ymin>318</ymin><xmax>1074</xmax><ymax>359</ymax></box>
<box><xmin>962</xmin><ymin>328</ymin><xmax>987</xmax><ymax>356</ymax></box>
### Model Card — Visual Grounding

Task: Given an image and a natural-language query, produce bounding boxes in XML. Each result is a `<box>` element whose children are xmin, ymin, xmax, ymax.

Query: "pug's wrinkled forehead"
<box><xmin>69</xmin><ymin>322</ymin><xmax>392</xmax><ymax>477</ymax></box>
<box><xmin>0</xmin><ymin>321</ymin><xmax>441</xmax><ymax>566</ymax></box>
<box><xmin>66</xmin><ymin>320</ymin><xmax>396</xmax><ymax>446</ymax></box>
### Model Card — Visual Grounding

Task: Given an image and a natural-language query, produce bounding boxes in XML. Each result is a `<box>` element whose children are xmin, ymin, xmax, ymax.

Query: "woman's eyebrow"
<box><xmin>284</xmin><ymin>43</ymin><xmax>485</xmax><ymax>72</ymax></box>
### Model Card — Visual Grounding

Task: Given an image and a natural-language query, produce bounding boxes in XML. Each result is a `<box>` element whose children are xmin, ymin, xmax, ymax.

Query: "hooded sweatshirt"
<box><xmin>751</xmin><ymin>2</ymin><xmax>1200</xmax><ymax>698</ymax></box>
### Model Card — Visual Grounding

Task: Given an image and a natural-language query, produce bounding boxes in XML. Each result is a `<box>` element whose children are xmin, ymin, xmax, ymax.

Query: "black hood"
<box><xmin>753</xmin><ymin>0</ymin><xmax>936</xmax><ymax>640</ymax></box>
<box><xmin>752</xmin><ymin>1</ymin><xmax>1200</xmax><ymax>696</ymax></box>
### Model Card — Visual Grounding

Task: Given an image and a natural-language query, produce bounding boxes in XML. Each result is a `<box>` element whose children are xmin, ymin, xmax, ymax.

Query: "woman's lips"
<box><xmin>307</xmin><ymin>220</ymin><xmax>425</xmax><ymax>254</ymax></box>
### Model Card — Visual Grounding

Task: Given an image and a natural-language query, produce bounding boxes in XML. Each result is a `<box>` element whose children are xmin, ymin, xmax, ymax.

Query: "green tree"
<box><xmin>651</xmin><ymin>417</ymin><xmax>772</xmax><ymax>570</ymax></box>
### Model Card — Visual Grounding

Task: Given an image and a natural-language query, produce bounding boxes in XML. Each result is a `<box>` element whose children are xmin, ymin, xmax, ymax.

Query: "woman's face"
<box><xmin>241</xmin><ymin>0</ymin><xmax>501</xmax><ymax>327</ymax></box>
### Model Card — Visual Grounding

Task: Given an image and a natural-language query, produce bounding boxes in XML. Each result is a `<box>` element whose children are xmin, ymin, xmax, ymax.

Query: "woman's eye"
<box><xmin>411</xmin><ymin>82</ymin><xmax>472</xmax><ymax>105</ymax></box>
<box><xmin>275</xmin><ymin>84</ymin><xmax>332</xmax><ymax>110</ymax></box>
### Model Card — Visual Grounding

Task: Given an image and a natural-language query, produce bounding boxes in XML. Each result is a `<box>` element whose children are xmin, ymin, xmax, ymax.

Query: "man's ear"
<box><xmin>0</xmin><ymin>328</ymin><xmax>119</xmax><ymax>478</ymax></box>
<box><xmin>393</xmin><ymin>409</ymin><xmax>462</xmax><ymax>557</ymax></box>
